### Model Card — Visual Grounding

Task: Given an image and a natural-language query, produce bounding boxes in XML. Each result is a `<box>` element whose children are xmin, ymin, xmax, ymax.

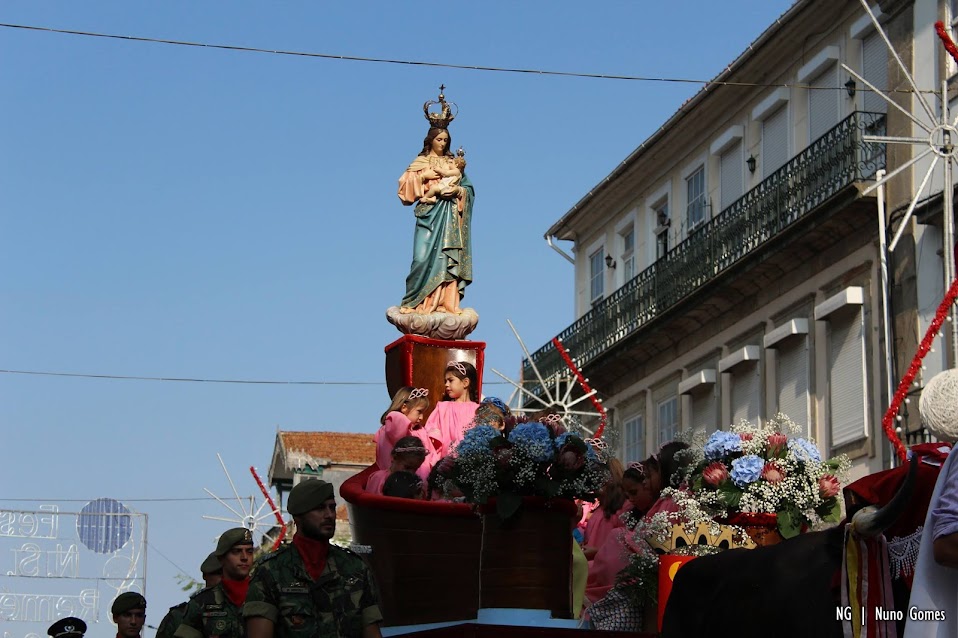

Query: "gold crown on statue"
<box><xmin>646</xmin><ymin>521</ymin><xmax>756</xmax><ymax>554</ymax></box>
<box><xmin>423</xmin><ymin>85</ymin><xmax>458</xmax><ymax>129</ymax></box>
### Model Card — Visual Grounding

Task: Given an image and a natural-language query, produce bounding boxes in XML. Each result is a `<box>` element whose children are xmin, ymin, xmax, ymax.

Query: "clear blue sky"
<box><xmin>1</xmin><ymin>0</ymin><xmax>794</xmax><ymax>632</ymax></box>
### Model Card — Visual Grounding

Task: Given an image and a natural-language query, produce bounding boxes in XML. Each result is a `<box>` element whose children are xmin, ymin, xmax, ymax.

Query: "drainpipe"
<box><xmin>546</xmin><ymin>234</ymin><xmax>575</xmax><ymax>264</ymax></box>
<box><xmin>876</xmin><ymin>169</ymin><xmax>898</xmax><ymax>468</ymax></box>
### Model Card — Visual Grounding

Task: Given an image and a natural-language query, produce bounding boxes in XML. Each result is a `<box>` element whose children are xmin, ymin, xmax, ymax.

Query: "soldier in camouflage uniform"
<box><xmin>157</xmin><ymin>552</ymin><xmax>224</xmax><ymax>638</ymax></box>
<box><xmin>244</xmin><ymin>479</ymin><xmax>383</xmax><ymax>638</ymax></box>
<box><xmin>112</xmin><ymin>592</ymin><xmax>148</xmax><ymax>638</ymax></box>
<box><xmin>175</xmin><ymin>529</ymin><xmax>255</xmax><ymax>638</ymax></box>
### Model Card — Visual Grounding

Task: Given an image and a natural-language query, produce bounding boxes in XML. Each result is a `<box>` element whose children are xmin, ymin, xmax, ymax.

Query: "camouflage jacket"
<box><xmin>243</xmin><ymin>543</ymin><xmax>382</xmax><ymax>638</ymax></box>
<box><xmin>156</xmin><ymin>602</ymin><xmax>188</xmax><ymax>638</ymax></box>
<box><xmin>174</xmin><ymin>583</ymin><xmax>244</xmax><ymax>638</ymax></box>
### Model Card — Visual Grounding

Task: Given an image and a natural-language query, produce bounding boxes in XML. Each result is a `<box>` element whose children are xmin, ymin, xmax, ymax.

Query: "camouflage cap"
<box><xmin>214</xmin><ymin>527</ymin><xmax>254</xmax><ymax>557</ymax></box>
<box><xmin>286</xmin><ymin>479</ymin><xmax>334</xmax><ymax>516</ymax></box>
<box><xmin>48</xmin><ymin>617</ymin><xmax>86</xmax><ymax>638</ymax></box>
<box><xmin>111</xmin><ymin>591</ymin><xmax>146</xmax><ymax>615</ymax></box>
<box><xmin>200</xmin><ymin>551</ymin><xmax>222</xmax><ymax>575</ymax></box>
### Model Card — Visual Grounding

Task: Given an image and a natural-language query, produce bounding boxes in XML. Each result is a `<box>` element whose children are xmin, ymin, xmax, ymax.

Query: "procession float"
<box><xmin>337</xmin><ymin>12</ymin><xmax>958</xmax><ymax>628</ymax></box>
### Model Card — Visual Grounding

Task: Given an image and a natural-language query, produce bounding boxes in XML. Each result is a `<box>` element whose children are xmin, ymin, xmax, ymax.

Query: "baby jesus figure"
<box><xmin>420</xmin><ymin>154</ymin><xmax>467</xmax><ymax>205</ymax></box>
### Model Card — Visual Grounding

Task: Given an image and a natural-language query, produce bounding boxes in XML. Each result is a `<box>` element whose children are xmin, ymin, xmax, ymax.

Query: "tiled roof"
<box><xmin>279</xmin><ymin>431</ymin><xmax>376</xmax><ymax>465</ymax></box>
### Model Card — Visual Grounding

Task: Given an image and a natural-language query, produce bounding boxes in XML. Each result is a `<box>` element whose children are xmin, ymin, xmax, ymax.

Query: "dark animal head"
<box><xmin>848</xmin><ymin>454</ymin><xmax>919</xmax><ymax>538</ymax></box>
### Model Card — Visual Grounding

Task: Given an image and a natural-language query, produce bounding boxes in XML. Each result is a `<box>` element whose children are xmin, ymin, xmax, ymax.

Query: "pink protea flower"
<box><xmin>761</xmin><ymin>462</ymin><xmax>785</xmax><ymax>483</ymax></box>
<box><xmin>767</xmin><ymin>433</ymin><xmax>788</xmax><ymax>455</ymax></box>
<box><xmin>702</xmin><ymin>462</ymin><xmax>730</xmax><ymax>487</ymax></box>
<box><xmin>819</xmin><ymin>474</ymin><xmax>840</xmax><ymax>499</ymax></box>
<box><xmin>739</xmin><ymin>432</ymin><xmax>754</xmax><ymax>442</ymax></box>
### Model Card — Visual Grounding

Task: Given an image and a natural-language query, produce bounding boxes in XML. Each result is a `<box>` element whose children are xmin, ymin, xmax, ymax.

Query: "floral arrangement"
<box><xmin>448</xmin><ymin>420</ymin><xmax>608</xmax><ymax>519</ymax></box>
<box><xmin>677</xmin><ymin>414</ymin><xmax>850</xmax><ymax>538</ymax></box>
<box><xmin>615</xmin><ymin>489</ymin><xmax>745</xmax><ymax>606</ymax></box>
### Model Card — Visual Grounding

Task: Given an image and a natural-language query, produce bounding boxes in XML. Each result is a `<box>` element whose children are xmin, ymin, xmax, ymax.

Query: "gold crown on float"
<box><xmin>423</xmin><ymin>85</ymin><xmax>458</xmax><ymax>129</ymax></box>
<box><xmin>646</xmin><ymin>521</ymin><xmax>757</xmax><ymax>554</ymax></box>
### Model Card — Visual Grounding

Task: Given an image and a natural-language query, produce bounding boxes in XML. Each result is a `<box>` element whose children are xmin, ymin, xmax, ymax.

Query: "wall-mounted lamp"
<box><xmin>746</xmin><ymin>154</ymin><xmax>757</xmax><ymax>174</ymax></box>
<box><xmin>605</xmin><ymin>253</ymin><xmax>616</xmax><ymax>269</ymax></box>
<box><xmin>845</xmin><ymin>78</ymin><xmax>857</xmax><ymax>99</ymax></box>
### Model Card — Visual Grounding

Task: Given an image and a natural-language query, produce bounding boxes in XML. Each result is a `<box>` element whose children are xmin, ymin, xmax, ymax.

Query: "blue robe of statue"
<box><xmin>397</xmin><ymin>156</ymin><xmax>474</xmax><ymax>310</ymax></box>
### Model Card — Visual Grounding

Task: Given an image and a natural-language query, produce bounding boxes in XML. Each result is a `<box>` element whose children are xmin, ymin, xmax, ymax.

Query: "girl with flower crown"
<box><xmin>421</xmin><ymin>361</ymin><xmax>480</xmax><ymax>457</ymax></box>
<box><xmin>373</xmin><ymin>387</ymin><xmax>436</xmax><ymax>484</ymax></box>
<box><xmin>366</xmin><ymin>436</ymin><xmax>428</xmax><ymax>496</ymax></box>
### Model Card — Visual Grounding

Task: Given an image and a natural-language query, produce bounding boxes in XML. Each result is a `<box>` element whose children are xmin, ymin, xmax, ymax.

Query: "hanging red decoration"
<box><xmin>935</xmin><ymin>21</ymin><xmax>958</xmax><ymax>65</ymax></box>
<box><xmin>881</xmin><ymin>275</ymin><xmax>958</xmax><ymax>462</ymax></box>
<box><xmin>551</xmin><ymin>338</ymin><xmax>608</xmax><ymax>438</ymax></box>
<box><xmin>251</xmin><ymin>465</ymin><xmax>287</xmax><ymax>550</ymax></box>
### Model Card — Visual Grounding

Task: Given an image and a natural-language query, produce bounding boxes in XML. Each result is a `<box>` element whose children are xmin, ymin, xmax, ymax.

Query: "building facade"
<box><xmin>529</xmin><ymin>0</ymin><xmax>957</xmax><ymax>481</ymax></box>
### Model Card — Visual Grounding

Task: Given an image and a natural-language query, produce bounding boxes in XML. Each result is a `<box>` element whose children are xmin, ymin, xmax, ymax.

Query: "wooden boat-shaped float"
<box><xmin>341</xmin><ymin>466</ymin><xmax>580</xmax><ymax>634</ymax></box>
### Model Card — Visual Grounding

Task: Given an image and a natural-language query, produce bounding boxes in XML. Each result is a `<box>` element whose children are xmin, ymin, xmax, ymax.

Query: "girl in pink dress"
<box><xmin>374</xmin><ymin>387</ymin><xmax>435</xmax><ymax>481</ymax></box>
<box><xmin>366</xmin><ymin>436</ymin><xmax>429</xmax><ymax>495</ymax></box>
<box><xmin>422</xmin><ymin>361</ymin><xmax>480</xmax><ymax>457</ymax></box>
<box><xmin>583</xmin><ymin>458</ymin><xmax>628</xmax><ymax>561</ymax></box>
<box><xmin>585</xmin><ymin>442</ymin><xmax>690</xmax><ymax>607</ymax></box>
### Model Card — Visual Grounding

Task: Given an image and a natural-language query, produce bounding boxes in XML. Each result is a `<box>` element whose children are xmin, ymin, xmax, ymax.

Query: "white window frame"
<box><xmin>615</xmin><ymin>213</ymin><xmax>637</xmax><ymax>288</ymax></box>
<box><xmin>685</xmin><ymin>165</ymin><xmax>707</xmax><ymax>231</ymax></box>
<box><xmin>765</xmin><ymin>319</ymin><xmax>811</xmax><ymax>436</ymax></box>
<box><xmin>646</xmin><ymin>182</ymin><xmax>671</xmax><ymax>268</ymax></box>
<box><xmin>815</xmin><ymin>287</ymin><xmax>868</xmax><ymax>448</ymax></box>
<box><xmin>623</xmin><ymin>413</ymin><xmax>645</xmax><ymax>463</ymax></box>
<box><xmin>679</xmin><ymin>369</ymin><xmax>718</xmax><ymax>435</ymax></box>
<box><xmin>588</xmin><ymin>247</ymin><xmax>605</xmax><ymax>304</ymax></box>
<box><xmin>710</xmin><ymin>124</ymin><xmax>745</xmax><ymax>212</ymax></box>
<box><xmin>657</xmin><ymin>396</ymin><xmax>679</xmax><ymax>447</ymax></box>
<box><xmin>752</xmin><ymin>87</ymin><xmax>790</xmax><ymax>179</ymax></box>
<box><xmin>719</xmin><ymin>346</ymin><xmax>762</xmax><ymax>426</ymax></box>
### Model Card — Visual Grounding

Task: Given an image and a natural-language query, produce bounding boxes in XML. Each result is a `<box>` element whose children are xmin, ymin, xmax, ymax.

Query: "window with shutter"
<box><xmin>589</xmin><ymin>249</ymin><xmax>604</xmax><ymax>303</ymax></box>
<box><xmin>730</xmin><ymin>361</ymin><xmax>761</xmax><ymax>425</ymax></box>
<box><xmin>862</xmin><ymin>32</ymin><xmax>887</xmax><ymax>113</ymax></box>
<box><xmin>775</xmin><ymin>336</ymin><xmax>810</xmax><ymax>435</ymax></box>
<box><xmin>827</xmin><ymin>309</ymin><xmax>867</xmax><ymax>447</ymax></box>
<box><xmin>624</xmin><ymin>414</ymin><xmax>645</xmax><ymax>463</ymax></box>
<box><xmin>658</xmin><ymin>397</ymin><xmax>678</xmax><ymax>446</ymax></box>
<box><xmin>762</xmin><ymin>106</ymin><xmax>788</xmax><ymax>178</ymax></box>
<box><xmin>809</xmin><ymin>64</ymin><xmax>839</xmax><ymax>142</ymax></box>
<box><xmin>690</xmin><ymin>388</ymin><xmax>717</xmax><ymax>435</ymax></box>
<box><xmin>720</xmin><ymin>142</ymin><xmax>744</xmax><ymax>210</ymax></box>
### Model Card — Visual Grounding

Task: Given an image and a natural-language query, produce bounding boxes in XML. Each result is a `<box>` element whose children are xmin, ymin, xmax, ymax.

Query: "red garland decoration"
<box><xmin>251</xmin><ymin>465</ymin><xmax>287</xmax><ymax>550</ymax></box>
<box><xmin>936</xmin><ymin>21</ymin><xmax>958</xmax><ymax>66</ymax></box>
<box><xmin>880</xmin><ymin>21</ymin><xmax>958</xmax><ymax>462</ymax></box>
<box><xmin>551</xmin><ymin>338</ymin><xmax>608</xmax><ymax>438</ymax></box>
<box><xmin>882</xmin><ymin>275</ymin><xmax>958</xmax><ymax>462</ymax></box>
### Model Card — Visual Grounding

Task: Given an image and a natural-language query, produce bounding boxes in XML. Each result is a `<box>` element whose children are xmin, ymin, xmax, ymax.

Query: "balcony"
<box><xmin>524</xmin><ymin>111</ymin><xmax>886</xmax><ymax>394</ymax></box>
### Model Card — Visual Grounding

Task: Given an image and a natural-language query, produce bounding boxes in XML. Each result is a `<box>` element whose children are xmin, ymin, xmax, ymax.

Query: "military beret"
<box><xmin>286</xmin><ymin>479</ymin><xmax>334</xmax><ymax>516</ymax></box>
<box><xmin>214</xmin><ymin>527</ymin><xmax>254</xmax><ymax>557</ymax></box>
<box><xmin>200</xmin><ymin>551</ymin><xmax>222</xmax><ymax>575</ymax></box>
<box><xmin>111</xmin><ymin>591</ymin><xmax>146</xmax><ymax>615</ymax></box>
<box><xmin>48</xmin><ymin>617</ymin><xmax>86</xmax><ymax>638</ymax></box>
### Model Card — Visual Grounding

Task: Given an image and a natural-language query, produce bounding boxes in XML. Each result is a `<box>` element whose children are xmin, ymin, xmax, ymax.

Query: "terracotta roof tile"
<box><xmin>279</xmin><ymin>431</ymin><xmax>376</xmax><ymax>465</ymax></box>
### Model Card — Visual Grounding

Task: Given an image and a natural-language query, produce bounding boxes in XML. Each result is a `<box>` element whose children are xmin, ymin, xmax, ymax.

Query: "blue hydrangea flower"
<box><xmin>704</xmin><ymin>431</ymin><xmax>742</xmax><ymax>460</ymax></box>
<box><xmin>730</xmin><ymin>454</ymin><xmax>764</xmax><ymax>487</ymax></box>
<box><xmin>788</xmin><ymin>438</ymin><xmax>822</xmax><ymax>463</ymax></box>
<box><xmin>508</xmin><ymin>422</ymin><xmax>554</xmax><ymax>463</ymax></box>
<box><xmin>456</xmin><ymin>425</ymin><xmax>499</xmax><ymax>458</ymax></box>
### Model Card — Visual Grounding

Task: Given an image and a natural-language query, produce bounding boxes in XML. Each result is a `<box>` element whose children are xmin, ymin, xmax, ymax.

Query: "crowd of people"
<box><xmin>47</xmin><ymin>479</ymin><xmax>383</xmax><ymax>638</ymax></box>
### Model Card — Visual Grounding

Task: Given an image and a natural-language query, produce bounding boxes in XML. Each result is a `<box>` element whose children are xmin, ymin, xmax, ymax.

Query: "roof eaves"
<box><xmin>544</xmin><ymin>0</ymin><xmax>813</xmax><ymax>241</ymax></box>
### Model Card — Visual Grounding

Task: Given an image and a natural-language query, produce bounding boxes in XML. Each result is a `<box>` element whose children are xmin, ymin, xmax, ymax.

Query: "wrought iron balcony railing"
<box><xmin>524</xmin><ymin>111</ymin><xmax>886</xmax><ymax>390</ymax></box>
